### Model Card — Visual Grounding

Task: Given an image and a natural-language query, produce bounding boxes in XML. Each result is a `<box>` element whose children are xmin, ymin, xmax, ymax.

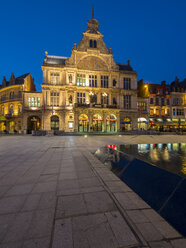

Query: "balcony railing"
<box><xmin>0</xmin><ymin>95</ymin><xmax>22</xmax><ymax>103</ymax></box>
<box><xmin>75</xmin><ymin>103</ymin><xmax>119</xmax><ymax>109</ymax></box>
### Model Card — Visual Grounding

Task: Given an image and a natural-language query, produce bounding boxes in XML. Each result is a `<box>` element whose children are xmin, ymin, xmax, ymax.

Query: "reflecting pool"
<box><xmin>113</xmin><ymin>143</ymin><xmax>186</xmax><ymax>177</ymax></box>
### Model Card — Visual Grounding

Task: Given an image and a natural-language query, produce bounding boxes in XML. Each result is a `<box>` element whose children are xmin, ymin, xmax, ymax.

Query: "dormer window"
<box><xmin>90</xmin><ymin>40</ymin><xmax>97</xmax><ymax>48</ymax></box>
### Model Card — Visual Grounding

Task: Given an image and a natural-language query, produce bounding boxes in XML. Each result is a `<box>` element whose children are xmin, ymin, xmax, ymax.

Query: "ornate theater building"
<box><xmin>40</xmin><ymin>13</ymin><xmax>138</xmax><ymax>133</ymax></box>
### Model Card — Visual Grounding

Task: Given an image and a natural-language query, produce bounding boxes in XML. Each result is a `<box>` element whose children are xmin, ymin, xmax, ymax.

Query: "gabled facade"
<box><xmin>0</xmin><ymin>73</ymin><xmax>36</xmax><ymax>133</ymax></box>
<box><xmin>41</xmin><ymin>13</ymin><xmax>138</xmax><ymax>133</ymax></box>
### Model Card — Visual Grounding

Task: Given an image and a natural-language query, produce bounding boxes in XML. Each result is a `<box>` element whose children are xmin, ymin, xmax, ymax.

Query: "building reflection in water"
<box><xmin>116</xmin><ymin>143</ymin><xmax>186</xmax><ymax>177</ymax></box>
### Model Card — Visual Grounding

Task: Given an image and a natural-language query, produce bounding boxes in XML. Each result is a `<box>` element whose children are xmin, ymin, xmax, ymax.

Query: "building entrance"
<box><xmin>51</xmin><ymin>115</ymin><xmax>59</xmax><ymax>130</ymax></box>
<box><xmin>27</xmin><ymin>116</ymin><xmax>41</xmax><ymax>134</ymax></box>
<box><xmin>92</xmin><ymin>114</ymin><xmax>103</xmax><ymax>132</ymax></box>
<box><xmin>106</xmin><ymin>114</ymin><xmax>117</xmax><ymax>132</ymax></box>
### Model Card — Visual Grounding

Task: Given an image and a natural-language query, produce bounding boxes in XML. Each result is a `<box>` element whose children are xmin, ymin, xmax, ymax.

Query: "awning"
<box><xmin>120</xmin><ymin>121</ymin><xmax>131</xmax><ymax>124</ymax></box>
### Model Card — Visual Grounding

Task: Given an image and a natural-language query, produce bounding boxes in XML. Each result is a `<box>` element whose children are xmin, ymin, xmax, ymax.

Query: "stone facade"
<box><xmin>0</xmin><ymin>73</ymin><xmax>36</xmax><ymax>133</ymax></box>
<box><xmin>40</xmin><ymin>14</ymin><xmax>138</xmax><ymax>133</ymax></box>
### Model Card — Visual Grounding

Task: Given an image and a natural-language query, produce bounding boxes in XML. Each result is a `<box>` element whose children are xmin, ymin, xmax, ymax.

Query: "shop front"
<box><xmin>122</xmin><ymin>117</ymin><xmax>132</xmax><ymax>131</ymax></box>
<box><xmin>138</xmin><ymin>117</ymin><xmax>148</xmax><ymax>130</ymax></box>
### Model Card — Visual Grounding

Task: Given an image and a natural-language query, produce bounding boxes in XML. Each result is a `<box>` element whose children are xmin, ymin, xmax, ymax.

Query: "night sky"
<box><xmin>0</xmin><ymin>0</ymin><xmax>186</xmax><ymax>91</ymax></box>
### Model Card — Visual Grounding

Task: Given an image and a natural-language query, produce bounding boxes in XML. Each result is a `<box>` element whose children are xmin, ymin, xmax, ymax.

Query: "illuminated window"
<box><xmin>50</xmin><ymin>72</ymin><xmax>60</xmax><ymax>84</ymax></box>
<box><xmin>77</xmin><ymin>92</ymin><xmax>85</xmax><ymax>104</ymax></box>
<box><xmin>77</xmin><ymin>74</ymin><xmax>86</xmax><ymax>86</ymax></box>
<box><xmin>123</xmin><ymin>95</ymin><xmax>131</xmax><ymax>109</ymax></box>
<box><xmin>123</xmin><ymin>78</ymin><xmax>131</xmax><ymax>89</ymax></box>
<box><xmin>50</xmin><ymin>92</ymin><xmax>59</xmax><ymax>106</ymax></box>
<box><xmin>101</xmin><ymin>94</ymin><xmax>109</xmax><ymax>104</ymax></box>
<box><xmin>150</xmin><ymin>109</ymin><xmax>154</xmax><ymax>116</ymax></box>
<box><xmin>28</xmin><ymin>97</ymin><xmax>41</xmax><ymax>107</ymax></box>
<box><xmin>89</xmin><ymin>75</ymin><xmax>97</xmax><ymax>87</ymax></box>
<box><xmin>137</xmin><ymin>102</ymin><xmax>147</xmax><ymax>111</ymax></box>
<box><xmin>101</xmin><ymin>76</ymin><xmax>109</xmax><ymax>88</ymax></box>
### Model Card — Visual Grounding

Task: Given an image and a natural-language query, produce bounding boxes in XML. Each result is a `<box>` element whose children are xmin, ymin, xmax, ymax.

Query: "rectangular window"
<box><xmin>155</xmin><ymin>98</ymin><xmax>159</xmax><ymax>105</ymax></box>
<box><xmin>177</xmin><ymin>109</ymin><xmax>184</xmax><ymax>116</ymax></box>
<box><xmin>28</xmin><ymin>97</ymin><xmax>31</xmax><ymax>107</ymax></box>
<box><xmin>101</xmin><ymin>95</ymin><xmax>109</xmax><ymax>104</ymax></box>
<box><xmin>123</xmin><ymin>78</ymin><xmax>131</xmax><ymax>89</ymax></box>
<box><xmin>77</xmin><ymin>92</ymin><xmax>85</xmax><ymax>104</ymax></box>
<box><xmin>31</xmin><ymin>97</ymin><xmax>34</xmax><ymax>107</ymax></box>
<box><xmin>28</xmin><ymin>97</ymin><xmax>41</xmax><ymax>107</ymax></box>
<box><xmin>50</xmin><ymin>72</ymin><xmax>60</xmax><ymax>84</ymax></box>
<box><xmin>77</xmin><ymin>74</ymin><xmax>86</xmax><ymax>86</ymax></box>
<box><xmin>50</xmin><ymin>92</ymin><xmax>59</xmax><ymax>106</ymax></box>
<box><xmin>137</xmin><ymin>102</ymin><xmax>147</xmax><ymax>111</ymax></box>
<box><xmin>101</xmin><ymin>76</ymin><xmax>109</xmax><ymax>88</ymax></box>
<box><xmin>161</xmin><ymin>98</ymin><xmax>165</xmax><ymax>106</ymax></box>
<box><xmin>167</xmin><ymin>99</ymin><xmax>170</xmax><ymax>105</ymax></box>
<box><xmin>89</xmin><ymin>75</ymin><xmax>97</xmax><ymax>87</ymax></box>
<box><xmin>123</xmin><ymin>95</ymin><xmax>131</xmax><ymax>109</ymax></box>
<box><xmin>150</xmin><ymin>98</ymin><xmax>153</xmax><ymax>104</ymax></box>
<box><xmin>37</xmin><ymin>98</ymin><xmax>40</xmax><ymax>107</ymax></box>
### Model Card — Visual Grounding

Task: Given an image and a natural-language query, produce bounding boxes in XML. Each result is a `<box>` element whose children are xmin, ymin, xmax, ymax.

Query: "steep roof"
<box><xmin>117</xmin><ymin>63</ymin><xmax>133</xmax><ymax>72</ymax></box>
<box><xmin>1</xmin><ymin>73</ymin><xmax>31</xmax><ymax>88</ymax></box>
<box><xmin>43</xmin><ymin>55</ymin><xmax>68</xmax><ymax>67</ymax></box>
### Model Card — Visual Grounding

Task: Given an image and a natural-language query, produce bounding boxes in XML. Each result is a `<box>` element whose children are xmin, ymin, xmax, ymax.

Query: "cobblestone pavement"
<box><xmin>0</xmin><ymin>135</ymin><xmax>186</xmax><ymax>248</ymax></box>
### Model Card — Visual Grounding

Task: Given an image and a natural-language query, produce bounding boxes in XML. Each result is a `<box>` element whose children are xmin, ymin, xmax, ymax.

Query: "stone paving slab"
<box><xmin>0</xmin><ymin>136</ymin><xmax>185</xmax><ymax>248</ymax></box>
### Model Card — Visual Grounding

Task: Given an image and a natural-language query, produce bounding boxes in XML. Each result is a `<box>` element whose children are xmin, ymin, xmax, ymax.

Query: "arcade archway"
<box><xmin>78</xmin><ymin>114</ymin><xmax>89</xmax><ymax>132</ymax></box>
<box><xmin>106</xmin><ymin>114</ymin><xmax>117</xmax><ymax>132</ymax></box>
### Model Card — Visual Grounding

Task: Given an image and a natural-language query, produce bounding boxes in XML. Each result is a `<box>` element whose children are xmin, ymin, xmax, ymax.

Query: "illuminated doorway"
<box><xmin>106</xmin><ymin>114</ymin><xmax>117</xmax><ymax>132</ymax></box>
<box><xmin>92</xmin><ymin>114</ymin><xmax>103</xmax><ymax>132</ymax></box>
<box><xmin>27</xmin><ymin>116</ymin><xmax>41</xmax><ymax>133</ymax></box>
<box><xmin>78</xmin><ymin>114</ymin><xmax>89</xmax><ymax>132</ymax></box>
<box><xmin>51</xmin><ymin>115</ymin><xmax>59</xmax><ymax>130</ymax></box>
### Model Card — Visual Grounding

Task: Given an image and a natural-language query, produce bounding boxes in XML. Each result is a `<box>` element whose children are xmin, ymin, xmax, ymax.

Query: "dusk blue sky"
<box><xmin>0</xmin><ymin>0</ymin><xmax>186</xmax><ymax>91</ymax></box>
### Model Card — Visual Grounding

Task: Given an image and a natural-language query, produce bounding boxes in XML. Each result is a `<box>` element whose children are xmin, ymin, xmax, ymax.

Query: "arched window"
<box><xmin>10</xmin><ymin>92</ymin><xmax>14</xmax><ymax>99</ymax></box>
<box><xmin>9</xmin><ymin>105</ymin><xmax>14</xmax><ymax>114</ymax></box>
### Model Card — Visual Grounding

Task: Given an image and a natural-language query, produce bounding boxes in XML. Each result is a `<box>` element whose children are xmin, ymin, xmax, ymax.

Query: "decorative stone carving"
<box><xmin>77</xmin><ymin>56</ymin><xmax>108</xmax><ymax>71</ymax></box>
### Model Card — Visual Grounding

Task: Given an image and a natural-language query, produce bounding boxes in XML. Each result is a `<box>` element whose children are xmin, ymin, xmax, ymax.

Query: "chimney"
<box><xmin>9</xmin><ymin>72</ymin><xmax>15</xmax><ymax>85</ymax></box>
<box><xmin>2</xmin><ymin>76</ymin><xmax>6</xmax><ymax>88</ymax></box>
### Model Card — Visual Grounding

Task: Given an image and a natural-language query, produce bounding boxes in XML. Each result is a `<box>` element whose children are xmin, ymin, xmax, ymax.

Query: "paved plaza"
<box><xmin>0</xmin><ymin>135</ymin><xmax>186</xmax><ymax>248</ymax></box>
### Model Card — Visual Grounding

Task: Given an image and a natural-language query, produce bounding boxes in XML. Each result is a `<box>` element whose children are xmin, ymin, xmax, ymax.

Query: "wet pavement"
<box><xmin>0</xmin><ymin>135</ymin><xmax>186</xmax><ymax>248</ymax></box>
